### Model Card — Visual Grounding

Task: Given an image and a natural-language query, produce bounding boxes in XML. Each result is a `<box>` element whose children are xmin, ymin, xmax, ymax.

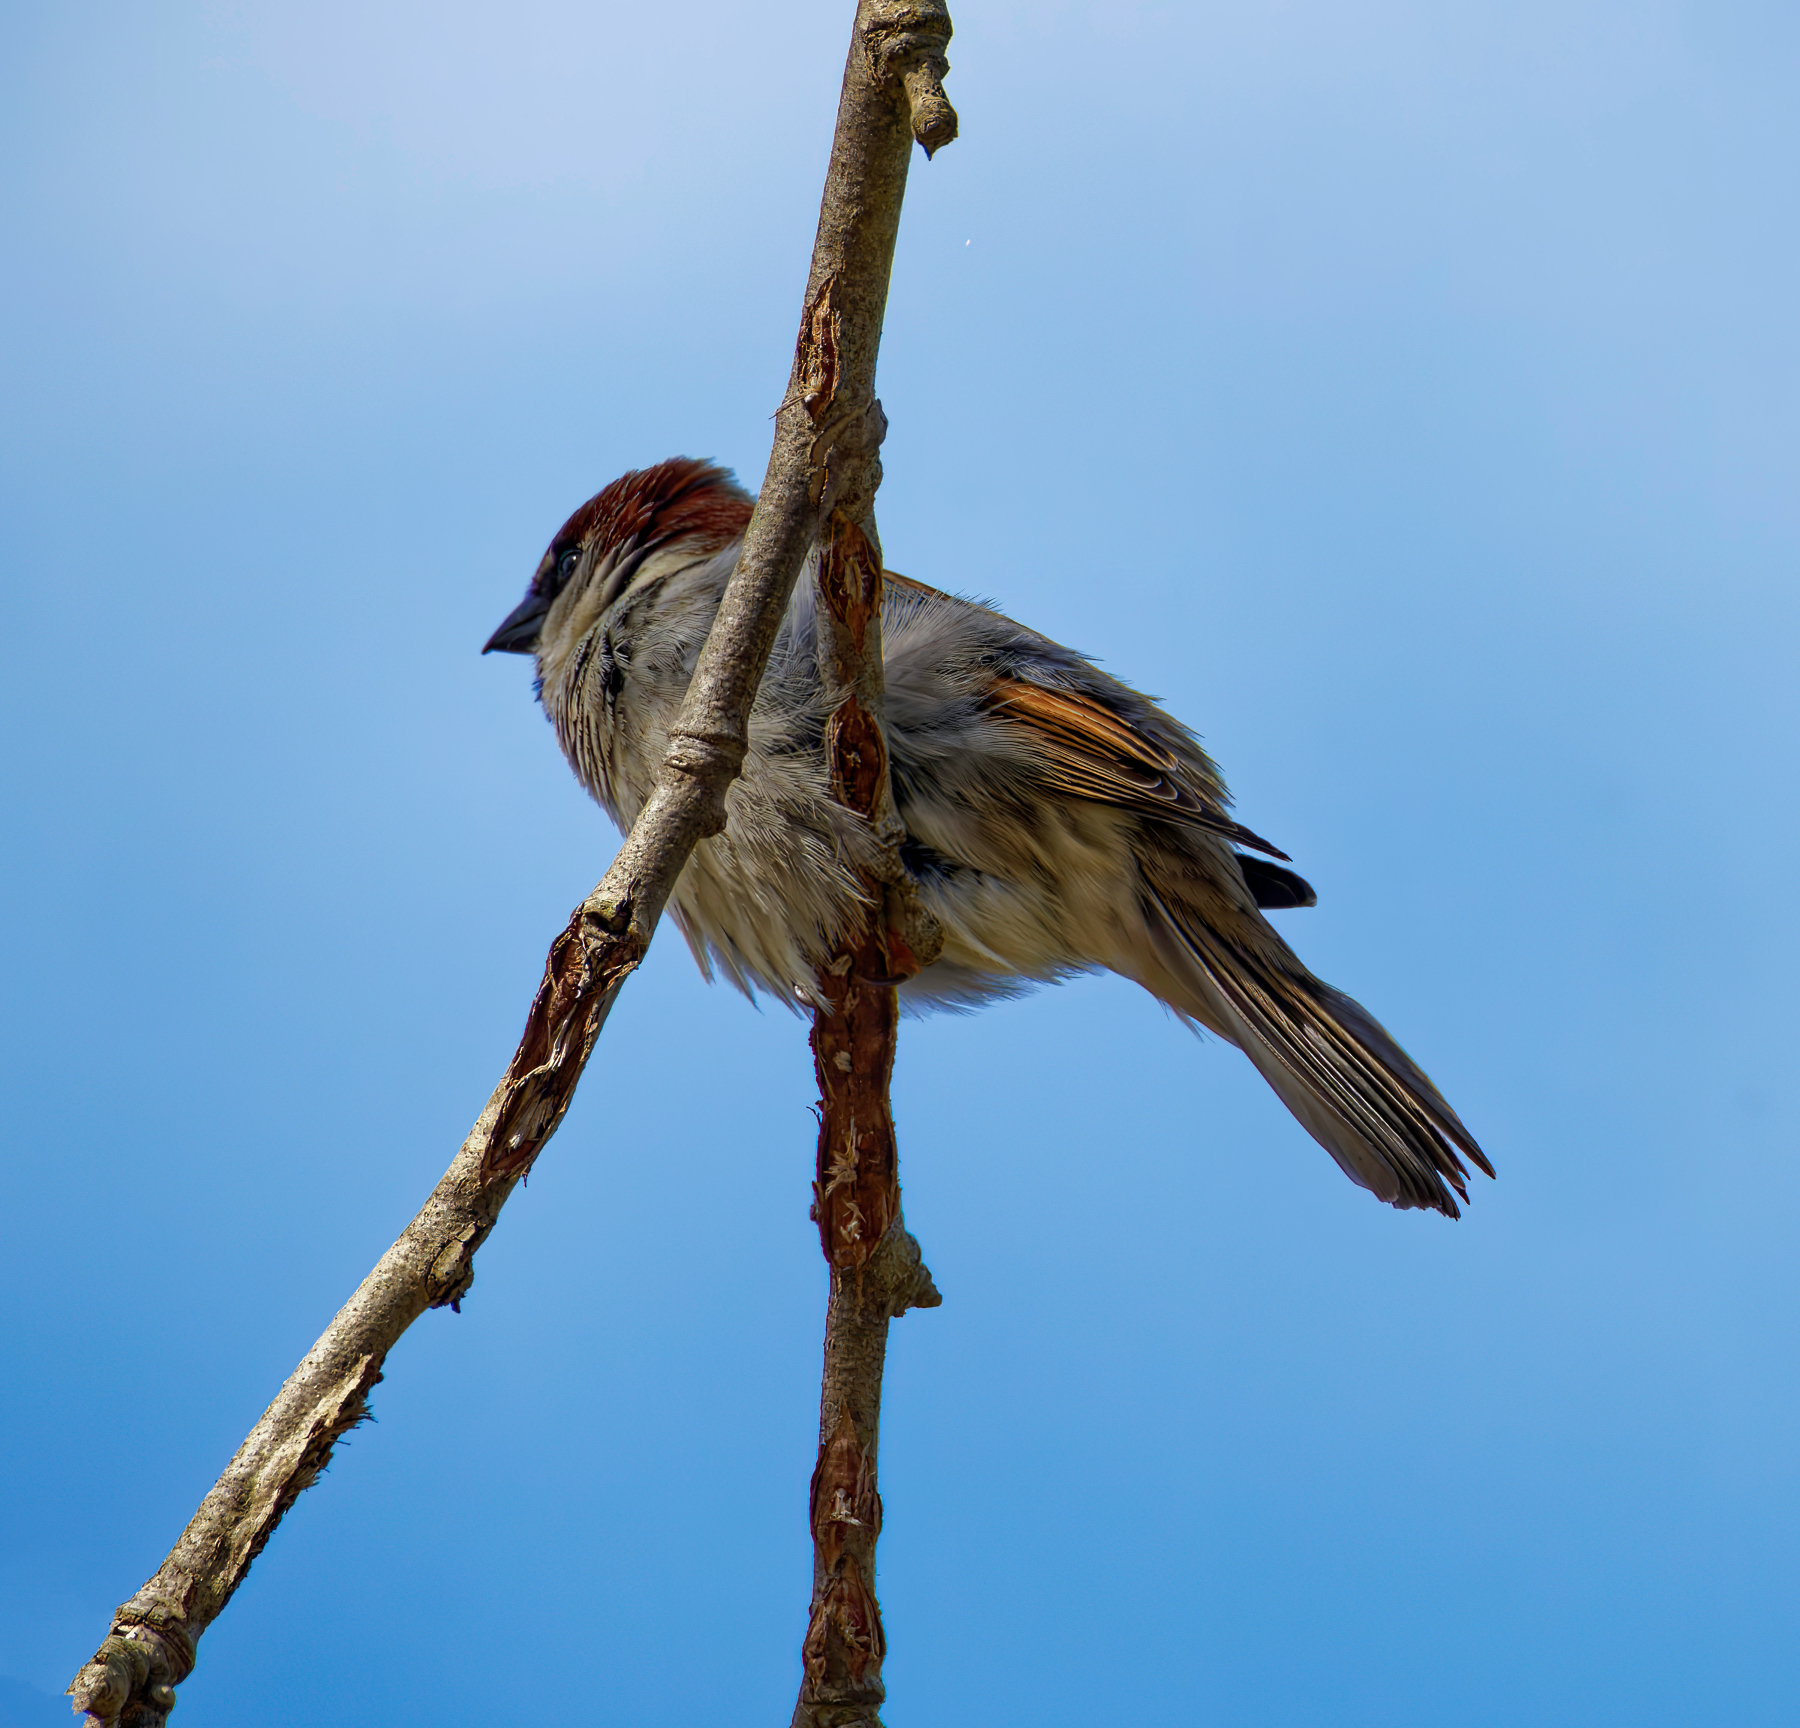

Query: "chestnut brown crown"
<box><xmin>483</xmin><ymin>458</ymin><xmax>753</xmax><ymax>655</ymax></box>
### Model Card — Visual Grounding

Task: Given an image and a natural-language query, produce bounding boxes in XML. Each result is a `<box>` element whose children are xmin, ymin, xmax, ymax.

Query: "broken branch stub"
<box><xmin>864</xmin><ymin>0</ymin><xmax>958</xmax><ymax>157</ymax></box>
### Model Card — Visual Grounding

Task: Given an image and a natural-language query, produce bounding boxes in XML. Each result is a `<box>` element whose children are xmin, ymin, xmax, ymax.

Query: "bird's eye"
<box><xmin>557</xmin><ymin>548</ymin><xmax>582</xmax><ymax>581</ymax></box>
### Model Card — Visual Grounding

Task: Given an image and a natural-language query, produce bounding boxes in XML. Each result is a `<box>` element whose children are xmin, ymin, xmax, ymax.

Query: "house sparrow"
<box><xmin>486</xmin><ymin>458</ymin><xmax>1489</xmax><ymax>1216</ymax></box>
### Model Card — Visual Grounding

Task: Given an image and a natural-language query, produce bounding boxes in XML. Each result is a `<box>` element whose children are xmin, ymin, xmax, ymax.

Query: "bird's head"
<box><xmin>483</xmin><ymin>457</ymin><xmax>753</xmax><ymax>660</ymax></box>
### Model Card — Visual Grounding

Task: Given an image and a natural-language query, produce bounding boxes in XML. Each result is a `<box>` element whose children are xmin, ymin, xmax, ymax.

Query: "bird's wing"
<box><xmin>881</xmin><ymin>567</ymin><xmax>1300</xmax><ymax>866</ymax></box>
<box><xmin>982</xmin><ymin>674</ymin><xmax>1295</xmax><ymax>860</ymax></box>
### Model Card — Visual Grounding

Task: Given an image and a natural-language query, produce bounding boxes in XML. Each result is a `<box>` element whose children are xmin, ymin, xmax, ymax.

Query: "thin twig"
<box><xmin>65</xmin><ymin>3</ymin><xmax>954</xmax><ymax>1720</ymax></box>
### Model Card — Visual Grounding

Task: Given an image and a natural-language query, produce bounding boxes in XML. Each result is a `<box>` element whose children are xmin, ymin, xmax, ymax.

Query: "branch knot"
<box><xmin>69</xmin><ymin>1618</ymin><xmax>194</xmax><ymax>1728</ymax></box>
<box><xmin>664</xmin><ymin>725</ymin><xmax>748</xmax><ymax>792</ymax></box>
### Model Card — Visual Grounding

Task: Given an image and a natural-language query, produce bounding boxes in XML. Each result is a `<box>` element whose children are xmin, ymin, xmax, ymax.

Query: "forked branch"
<box><xmin>66</xmin><ymin>3</ymin><xmax>955</xmax><ymax>1722</ymax></box>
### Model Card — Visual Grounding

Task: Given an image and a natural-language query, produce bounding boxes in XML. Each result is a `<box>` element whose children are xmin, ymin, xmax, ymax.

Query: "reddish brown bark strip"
<box><xmin>798</xmin><ymin>517</ymin><xmax>927</xmax><ymax>1715</ymax></box>
<box><xmin>785</xmin><ymin>9</ymin><xmax>957</xmax><ymax>1718</ymax></box>
<box><xmin>811</xmin><ymin>918</ymin><xmax>902</xmax><ymax>1270</ymax></box>
<box><xmin>793</xmin><ymin>1227</ymin><xmax>940</xmax><ymax>1728</ymax></box>
<box><xmin>480</xmin><ymin>899</ymin><xmax>641</xmax><ymax>1185</ymax></box>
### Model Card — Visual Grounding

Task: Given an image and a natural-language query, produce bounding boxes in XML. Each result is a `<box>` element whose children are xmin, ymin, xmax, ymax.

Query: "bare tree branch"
<box><xmin>798</xmin><ymin>517</ymin><xmax>946</xmax><ymax>1723</ymax></box>
<box><xmin>66</xmin><ymin>3</ymin><xmax>955</xmax><ymax>1722</ymax></box>
<box><xmin>787</xmin><ymin>7</ymin><xmax>958</xmax><ymax>1724</ymax></box>
<box><xmin>796</xmin><ymin>1225</ymin><xmax>941</xmax><ymax>1728</ymax></box>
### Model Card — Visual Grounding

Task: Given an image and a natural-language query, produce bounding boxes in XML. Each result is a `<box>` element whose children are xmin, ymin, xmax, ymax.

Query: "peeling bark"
<box><xmin>792</xmin><ymin>1227</ymin><xmax>941</xmax><ymax>1728</ymax></box>
<box><xmin>67</xmin><ymin>2</ymin><xmax>955</xmax><ymax>1721</ymax></box>
<box><xmin>811</xmin><ymin>918</ymin><xmax>903</xmax><ymax>1268</ymax></box>
<box><xmin>791</xmin><ymin>7</ymin><xmax>957</xmax><ymax>1723</ymax></box>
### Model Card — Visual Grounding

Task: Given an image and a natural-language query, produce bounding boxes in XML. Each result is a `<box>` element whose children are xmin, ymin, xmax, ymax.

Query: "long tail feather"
<box><xmin>1141</xmin><ymin>884</ymin><xmax>1488</xmax><ymax>1216</ymax></box>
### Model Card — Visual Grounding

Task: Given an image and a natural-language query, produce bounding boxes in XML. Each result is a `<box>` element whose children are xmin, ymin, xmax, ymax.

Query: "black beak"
<box><xmin>482</xmin><ymin>592</ymin><xmax>550</xmax><ymax>655</ymax></box>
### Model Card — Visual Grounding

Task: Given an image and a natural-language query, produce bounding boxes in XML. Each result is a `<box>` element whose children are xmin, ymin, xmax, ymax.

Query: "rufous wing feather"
<box><xmin>982</xmin><ymin>674</ymin><xmax>1294</xmax><ymax>861</ymax></box>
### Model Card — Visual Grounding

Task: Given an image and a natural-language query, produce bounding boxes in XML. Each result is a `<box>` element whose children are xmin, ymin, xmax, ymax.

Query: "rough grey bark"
<box><xmin>66</xmin><ymin>3</ymin><xmax>955</xmax><ymax>1723</ymax></box>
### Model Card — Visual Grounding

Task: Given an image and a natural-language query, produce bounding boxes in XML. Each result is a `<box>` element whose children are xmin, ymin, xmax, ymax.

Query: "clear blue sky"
<box><xmin>4</xmin><ymin>2</ymin><xmax>1797</xmax><ymax>1724</ymax></box>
